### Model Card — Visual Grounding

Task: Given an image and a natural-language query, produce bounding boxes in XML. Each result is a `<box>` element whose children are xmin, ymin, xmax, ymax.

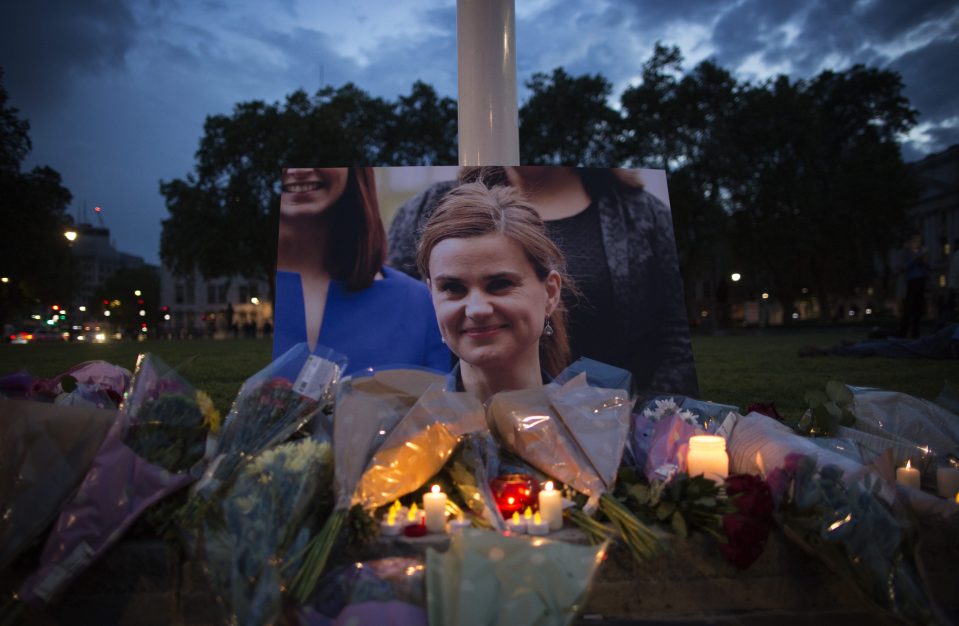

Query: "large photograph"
<box><xmin>274</xmin><ymin>166</ymin><xmax>698</xmax><ymax>399</ymax></box>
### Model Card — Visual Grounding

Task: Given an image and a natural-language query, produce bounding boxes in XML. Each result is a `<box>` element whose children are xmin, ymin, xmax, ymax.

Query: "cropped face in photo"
<box><xmin>279</xmin><ymin>167</ymin><xmax>348</xmax><ymax>218</ymax></box>
<box><xmin>428</xmin><ymin>232</ymin><xmax>560</xmax><ymax>371</ymax></box>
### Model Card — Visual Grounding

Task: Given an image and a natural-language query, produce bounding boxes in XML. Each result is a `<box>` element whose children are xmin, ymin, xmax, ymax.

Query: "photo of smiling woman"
<box><xmin>415</xmin><ymin>182</ymin><xmax>571</xmax><ymax>400</ymax></box>
<box><xmin>273</xmin><ymin>167</ymin><xmax>450</xmax><ymax>374</ymax></box>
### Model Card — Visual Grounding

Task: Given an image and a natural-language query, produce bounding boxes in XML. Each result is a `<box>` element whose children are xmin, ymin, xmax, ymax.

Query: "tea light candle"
<box><xmin>450</xmin><ymin>516</ymin><xmax>471</xmax><ymax>532</ymax></box>
<box><xmin>538</xmin><ymin>481</ymin><xmax>563</xmax><ymax>530</ymax></box>
<box><xmin>897</xmin><ymin>460</ymin><xmax>920</xmax><ymax>489</ymax></box>
<box><xmin>936</xmin><ymin>467</ymin><xmax>959</xmax><ymax>499</ymax></box>
<box><xmin>506</xmin><ymin>511</ymin><xmax>526</xmax><ymax>534</ymax></box>
<box><xmin>527</xmin><ymin>511</ymin><xmax>549</xmax><ymax>536</ymax></box>
<box><xmin>380</xmin><ymin>509</ymin><xmax>401</xmax><ymax>536</ymax></box>
<box><xmin>423</xmin><ymin>485</ymin><xmax>447</xmax><ymax>533</ymax></box>
<box><xmin>686</xmin><ymin>435</ymin><xmax>729</xmax><ymax>482</ymax></box>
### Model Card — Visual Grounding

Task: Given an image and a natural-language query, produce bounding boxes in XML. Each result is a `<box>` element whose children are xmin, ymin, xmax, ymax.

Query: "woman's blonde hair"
<box><xmin>415</xmin><ymin>182</ymin><xmax>573</xmax><ymax>376</ymax></box>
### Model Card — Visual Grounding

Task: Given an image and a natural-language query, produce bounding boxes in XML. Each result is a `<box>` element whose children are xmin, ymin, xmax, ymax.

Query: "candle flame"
<box><xmin>408</xmin><ymin>503</ymin><xmax>418</xmax><ymax>521</ymax></box>
<box><xmin>387</xmin><ymin>510</ymin><xmax>396</xmax><ymax>524</ymax></box>
<box><xmin>511</xmin><ymin>511</ymin><xmax>520</xmax><ymax>523</ymax></box>
<box><xmin>431</xmin><ymin>484</ymin><xmax>441</xmax><ymax>494</ymax></box>
<box><xmin>391</xmin><ymin>500</ymin><xmax>401</xmax><ymax>512</ymax></box>
<box><xmin>544</xmin><ymin>481</ymin><xmax>554</xmax><ymax>491</ymax></box>
<box><xmin>507</xmin><ymin>496</ymin><xmax>515</xmax><ymax>505</ymax></box>
<box><xmin>534</xmin><ymin>512</ymin><xmax>542</xmax><ymax>523</ymax></box>
<box><xmin>906</xmin><ymin>460</ymin><xmax>912</xmax><ymax>470</ymax></box>
<box><xmin>523</xmin><ymin>506</ymin><xmax>533</xmax><ymax>519</ymax></box>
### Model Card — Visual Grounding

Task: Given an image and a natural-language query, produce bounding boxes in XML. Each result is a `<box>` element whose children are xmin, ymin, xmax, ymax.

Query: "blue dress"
<box><xmin>272</xmin><ymin>266</ymin><xmax>451</xmax><ymax>375</ymax></box>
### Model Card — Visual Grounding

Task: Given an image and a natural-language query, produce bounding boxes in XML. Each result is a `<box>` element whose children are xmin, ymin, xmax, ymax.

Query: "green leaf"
<box><xmin>628</xmin><ymin>484</ymin><xmax>650</xmax><ymax>505</ymax></box>
<box><xmin>804</xmin><ymin>389</ymin><xmax>827</xmax><ymax>407</ymax></box>
<box><xmin>656</xmin><ymin>501</ymin><xmax>676</xmax><ymax>521</ymax></box>
<box><xmin>825</xmin><ymin>380</ymin><xmax>854</xmax><ymax>407</ymax></box>
<box><xmin>671</xmin><ymin>512</ymin><xmax>688</xmax><ymax>538</ymax></box>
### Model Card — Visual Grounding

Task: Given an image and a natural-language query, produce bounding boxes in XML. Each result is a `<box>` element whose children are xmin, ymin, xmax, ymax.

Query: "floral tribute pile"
<box><xmin>1</xmin><ymin>350</ymin><xmax>957</xmax><ymax>626</ymax></box>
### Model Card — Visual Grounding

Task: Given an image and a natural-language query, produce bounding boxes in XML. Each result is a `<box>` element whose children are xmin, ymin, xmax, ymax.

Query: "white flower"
<box><xmin>678</xmin><ymin>409</ymin><xmax>698</xmax><ymax>425</ymax></box>
<box><xmin>643</xmin><ymin>397</ymin><xmax>681</xmax><ymax>422</ymax></box>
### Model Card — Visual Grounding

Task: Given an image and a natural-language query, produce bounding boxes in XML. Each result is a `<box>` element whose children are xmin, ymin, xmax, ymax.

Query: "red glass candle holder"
<box><xmin>490</xmin><ymin>474</ymin><xmax>539</xmax><ymax>517</ymax></box>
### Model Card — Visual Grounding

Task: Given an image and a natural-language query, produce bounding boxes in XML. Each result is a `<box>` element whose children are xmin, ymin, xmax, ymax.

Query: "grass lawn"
<box><xmin>0</xmin><ymin>328</ymin><xmax>954</xmax><ymax>418</ymax></box>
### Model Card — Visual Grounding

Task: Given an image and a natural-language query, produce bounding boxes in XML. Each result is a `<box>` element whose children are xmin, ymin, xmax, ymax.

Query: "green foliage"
<box><xmin>159</xmin><ymin>82</ymin><xmax>457</xmax><ymax>285</ymax></box>
<box><xmin>616</xmin><ymin>467</ymin><xmax>731</xmax><ymax>540</ymax></box>
<box><xmin>519</xmin><ymin>68</ymin><xmax>621</xmax><ymax>166</ymax></box>
<box><xmin>0</xmin><ymin>69</ymin><xmax>75</xmax><ymax>327</ymax></box>
<box><xmin>797</xmin><ymin>379</ymin><xmax>857</xmax><ymax>436</ymax></box>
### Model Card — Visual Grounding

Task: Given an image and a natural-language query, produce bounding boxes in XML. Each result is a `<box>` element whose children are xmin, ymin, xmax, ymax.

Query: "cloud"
<box><xmin>0</xmin><ymin>0</ymin><xmax>137</xmax><ymax>110</ymax></box>
<box><xmin>891</xmin><ymin>36</ymin><xmax>959</xmax><ymax>129</ymax></box>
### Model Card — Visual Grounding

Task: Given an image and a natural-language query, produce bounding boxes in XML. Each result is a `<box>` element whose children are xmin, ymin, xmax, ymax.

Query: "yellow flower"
<box><xmin>196</xmin><ymin>390</ymin><xmax>222</xmax><ymax>433</ymax></box>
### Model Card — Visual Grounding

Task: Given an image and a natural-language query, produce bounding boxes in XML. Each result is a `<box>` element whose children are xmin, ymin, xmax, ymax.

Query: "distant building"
<box><xmin>70</xmin><ymin>223</ymin><xmax>149</xmax><ymax>304</ymax></box>
<box><xmin>907</xmin><ymin>143</ymin><xmax>959</xmax><ymax>313</ymax></box>
<box><xmin>158</xmin><ymin>266</ymin><xmax>273</xmax><ymax>338</ymax></box>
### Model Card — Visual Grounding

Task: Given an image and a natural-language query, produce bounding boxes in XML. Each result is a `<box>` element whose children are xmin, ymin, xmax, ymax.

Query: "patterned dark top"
<box><xmin>543</xmin><ymin>203</ymin><xmax>619</xmax><ymax>369</ymax></box>
<box><xmin>387</xmin><ymin>178</ymin><xmax>699</xmax><ymax>398</ymax></box>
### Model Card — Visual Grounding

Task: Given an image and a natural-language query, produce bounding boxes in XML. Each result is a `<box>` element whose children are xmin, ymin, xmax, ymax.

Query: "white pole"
<box><xmin>456</xmin><ymin>0</ymin><xmax>520</xmax><ymax>166</ymax></box>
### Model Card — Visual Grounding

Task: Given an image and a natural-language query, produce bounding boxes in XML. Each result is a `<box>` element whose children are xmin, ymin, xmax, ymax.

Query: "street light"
<box><xmin>64</xmin><ymin>230</ymin><xmax>78</xmax><ymax>243</ymax></box>
<box><xmin>134</xmin><ymin>290</ymin><xmax>142</xmax><ymax>297</ymax></box>
<box><xmin>0</xmin><ymin>276</ymin><xmax>8</xmax><ymax>283</ymax></box>
<box><xmin>250</xmin><ymin>297</ymin><xmax>260</xmax><ymax>305</ymax></box>
<box><xmin>730</xmin><ymin>273</ymin><xmax>741</xmax><ymax>282</ymax></box>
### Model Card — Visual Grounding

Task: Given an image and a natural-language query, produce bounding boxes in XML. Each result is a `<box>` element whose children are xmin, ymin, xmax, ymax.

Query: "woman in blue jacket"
<box><xmin>273</xmin><ymin>167</ymin><xmax>449</xmax><ymax>374</ymax></box>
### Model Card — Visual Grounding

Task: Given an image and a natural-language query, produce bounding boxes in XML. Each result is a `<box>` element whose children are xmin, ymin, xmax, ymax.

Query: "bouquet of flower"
<box><xmin>190</xmin><ymin>344</ymin><xmax>344</xmax><ymax>508</ymax></box>
<box><xmin>200</xmin><ymin>437</ymin><xmax>334</xmax><ymax>626</ymax></box>
<box><xmin>290</xmin><ymin>368</ymin><xmax>443</xmax><ymax>602</ymax></box>
<box><xmin>443</xmin><ymin>433</ymin><xmax>507</xmax><ymax>532</ymax></box>
<box><xmin>297</xmin><ymin>557</ymin><xmax>428</xmax><ymax>626</ymax></box>
<box><xmin>630</xmin><ymin>397</ymin><xmax>705</xmax><ymax>482</ymax></box>
<box><xmin>488</xmin><ymin>369</ymin><xmax>659</xmax><ymax>562</ymax></box>
<box><xmin>0</xmin><ymin>398</ymin><xmax>116</xmax><ymax>572</ymax></box>
<box><xmin>355</xmin><ymin>384</ymin><xmax>486</xmax><ymax>511</ymax></box>
<box><xmin>18</xmin><ymin>353</ymin><xmax>216</xmax><ymax>604</ymax></box>
<box><xmin>425</xmin><ymin>528</ymin><xmax>607</xmax><ymax>626</ymax></box>
<box><xmin>718</xmin><ymin>474</ymin><xmax>774</xmax><ymax>569</ymax></box>
<box><xmin>769</xmin><ymin>454</ymin><xmax>942</xmax><ymax>625</ymax></box>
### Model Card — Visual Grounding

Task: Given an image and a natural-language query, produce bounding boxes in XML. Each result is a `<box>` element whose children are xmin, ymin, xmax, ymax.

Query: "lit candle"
<box><xmin>538</xmin><ymin>481</ymin><xmax>563</xmax><ymax>530</ymax></box>
<box><xmin>423</xmin><ymin>485</ymin><xmax>447</xmax><ymax>533</ymax></box>
<box><xmin>506</xmin><ymin>511</ymin><xmax>526</xmax><ymax>534</ymax></box>
<box><xmin>936</xmin><ymin>467</ymin><xmax>959</xmax><ymax>499</ymax></box>
<box><xmin>897</xmin><ymin>460</ymin><xmax>920</xmax><ymax>489</ymax></box>
<box><xmin>686</xmin><ymin>435</ymin><xmax>729</xmax><ymax>483</ymax></box>
<box><xmin>380</xmin><ymin>509</ymin><xmax>400</xmax><ymax>536</ymax></box>
<box><xmin>527</xmin><ymin>511</ymin><xmax>549</xmax><ymax>536</ymax></box>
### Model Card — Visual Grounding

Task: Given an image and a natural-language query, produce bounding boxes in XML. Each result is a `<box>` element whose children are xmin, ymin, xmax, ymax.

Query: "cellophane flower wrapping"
<box><xmin>290</xmin><ymin>368</ymin><xmax>444</xmax><ymax>602</ymax></box>
<box><xmin>355</xmin><ymin>383</ymin><xmax>485</xmax><ymax>511</ymax></box>
<box><xmin>0</xmin><ymin>398</ymin><xmax>116</xmax><ymax>572</ymax></box>
<box><xmin>196</xmin><ymin>343</ymin><xmax>344</xmax><ymax>499</ymax></box>
<box><xmin>297</xmin><ymin>557</ymin><xmax>428</xmax><ymax>626</ymax></box>
<box><xmin>770</xmin><ymin>454</ymin><xmax>943</xmax><ymax>625</ymax></box>
<box><xmin>426</xmin><ymin>528</ymin><xmax>607</xmax><ymax>626</ymax></box>
<box><xmin>444</xmin><ymin>432</ymin><xmax>507</xmax><ymax>532</ymax></box>
<box><xmin>487</xmin><ymin>371</ymin><xmax>631</xmax><ymax>505</ymax></box>
<box><xmin>200</xmin><ymin>437</ymin><xmax>334</xmax><ymax>626</ymax></box>
<box><xmin>19</xmin><ymin>353</ymin><xmax>211</xmax><ymax>603</ymax></box>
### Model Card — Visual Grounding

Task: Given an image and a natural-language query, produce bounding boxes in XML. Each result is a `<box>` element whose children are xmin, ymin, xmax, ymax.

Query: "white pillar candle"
<box><xmin>686</xmin><ymin>435</ymin><xmax>729</xmax><ymax>483</ymax></box>
<box><xmin>936</xmin><ymin>467</ymin><xmax>959</xmax><ymax>499</ymax></box>
<box><xmin>897</xmin><ymin>460</ymin><xmax>920</xmax><ymax>490</ymax></box>
<box><xmin>527</xmin><ymin>511</ymin><xmax>549</xmax><ymax>536</ymax></box>
<box><xmin>538</xmin><ymin>481</ymin><xmax>563</xmax><ymax>531</ymax></box>
<box><xmin>423</xmin><ymin>485</ymin><xmax>447</xmax><ymax>533</ymax></box>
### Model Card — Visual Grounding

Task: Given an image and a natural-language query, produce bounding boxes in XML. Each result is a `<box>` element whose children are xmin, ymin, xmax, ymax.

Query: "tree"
<box><xmin>723</xmin><ymin>67</ymin><xmax>918</xmax><ymax>319</ymax></box>
<box><xmin>519</xmin><ymin>68</ymin><xmax>621</xmax><ymax>165</ymax></box>
<box><xmin>160</xmin><ymin>82</ymin><xmax>458</xmax><ymax>290</ymax></box>
<box><xmin>0</xmin><ymin>68</ymin><xmax>74</xmax><ymax>329</ymax></box>
<box><xmin>90</xmin><ymin>265</ymin><xmax>160</xmax><ymax>338</ymax></box>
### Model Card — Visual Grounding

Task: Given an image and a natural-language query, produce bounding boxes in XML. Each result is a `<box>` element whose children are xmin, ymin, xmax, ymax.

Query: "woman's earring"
<box><xmin>543</xmin><ymin>316</ymin><xmax>554</xmax><ymax>337</ymax></box>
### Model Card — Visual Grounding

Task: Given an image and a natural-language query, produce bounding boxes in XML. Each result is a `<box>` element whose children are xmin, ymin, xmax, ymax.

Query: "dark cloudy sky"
<box><xmin>2</xmin><ymin>0</ymin><xmax>957</xmax><ymax>265</ymax></box>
